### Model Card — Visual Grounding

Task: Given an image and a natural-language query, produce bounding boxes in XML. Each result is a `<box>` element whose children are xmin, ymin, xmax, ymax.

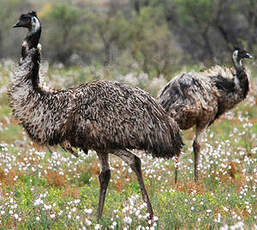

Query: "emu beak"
<box><xmin>244</xmin><ymin>53</ymin><xmax>253</xmax><ymax>59</ymax></box>
<box><xmin>12</xmin><ymin>20</ymin><xmax>26</xmax><ymax>28</ymax></box>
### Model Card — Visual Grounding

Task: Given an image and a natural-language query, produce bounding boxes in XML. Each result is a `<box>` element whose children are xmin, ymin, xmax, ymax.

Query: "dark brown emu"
<box><xmin>9</xmin><ymin>12</ymin><xmax>183</xmax><ymax>220</ymax></box>
<box><xmin>158</xmin><ymin>48</ymin><xmax>253</xmax><ymax>182</ymax></box>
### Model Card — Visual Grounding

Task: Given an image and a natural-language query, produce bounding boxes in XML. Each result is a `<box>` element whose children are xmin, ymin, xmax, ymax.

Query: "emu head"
<box><xmin>233</xmin><ymin>47</ymin><xmax>253</xmax><ymax>62</ymax></box>
<box><xmin>232</xmin><ymin>47</ymin><xmax>253</xmax><ymax>71</ymax></box>
<box><xmin>13</xmin><ymin>11</ymin><xmax>41</xmax><ymax>35</ymax></box>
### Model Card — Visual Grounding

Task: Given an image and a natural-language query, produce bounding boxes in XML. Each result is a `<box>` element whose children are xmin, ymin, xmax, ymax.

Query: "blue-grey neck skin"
<box><xmin>232</xmin><ymin>50</ymin><xmax>243</xmax><ymax>72</ymax></box>
<box><xmin>22</xmin><ymin>16</ymin><xmax>41</xmax><ymax>58</ymax></box>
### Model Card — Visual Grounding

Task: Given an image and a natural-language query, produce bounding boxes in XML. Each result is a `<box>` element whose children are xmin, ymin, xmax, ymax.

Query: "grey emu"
<box><xmin>9</xmin><ymin>11</ymin><xmax>183</xmax><ymax>220</ymax></box>
<box><xmin>158</xmin><ymin>48</ymin><xmax>253</xmax><ymax>182</ymax></box>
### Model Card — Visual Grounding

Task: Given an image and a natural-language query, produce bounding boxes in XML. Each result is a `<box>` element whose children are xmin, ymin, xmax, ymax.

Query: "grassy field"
<box><xmin>0</xmin><ymin>60</ymin><xmax>256</xmax><ymax>229</ymax></box>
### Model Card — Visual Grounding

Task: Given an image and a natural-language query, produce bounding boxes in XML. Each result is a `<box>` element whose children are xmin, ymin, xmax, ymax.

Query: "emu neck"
<box><xmin>232</xmin><ymin>54</ymin><xmax>243</xmax><ymax>72</ymax></box>
<box><xmin>9</xmin><ymin>49</ymin><xmax>64</xmax><ymax>145</ymax></box>
<box><xmin>26</xmin><ymin>28</ymin><xmax>41</xmax><ymax>49</ymax></box>
<box><xmin>30</xmin><ymin>49</ymin><xmax>41</xmax><ymax>92</ymax></box>
<box><xmin>236</xmin><ymin>67</ymin><xmax>249</xmax><ymax>99</ymax></box>
<box><xmin>232</xmin><ymin>57</ymin><xmax>249</xmax><ymax>99</ymax></box>
<box><xmin>11</xmin><ymin>48</ymin><xmax>43</xmax><ymax>102</ymax></box>
<box><xmin>22</xmin><ymin>29</ymin><xmax>42</xmax><ymax>91</ymax></box>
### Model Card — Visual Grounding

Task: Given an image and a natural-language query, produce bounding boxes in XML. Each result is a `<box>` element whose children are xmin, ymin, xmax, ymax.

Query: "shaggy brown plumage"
<box><xmin>9</xmin><ymin>11</ymin><xmax>183</xmax><ymax>220</ymax></box>
<box><xmin>9</xmin><ymin>51</ymin><xmax>182</xmax><ymax>159</ymax></box>
<box><xmin>158</xmin><ymin>48</ymin><xmax>252</xmax><ymax>182</ymax></box>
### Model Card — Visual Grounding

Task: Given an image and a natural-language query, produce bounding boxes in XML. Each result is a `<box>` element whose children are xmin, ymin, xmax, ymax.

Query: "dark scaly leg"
<box><xmin>174</xmin><ymin>156</ymin><xmax>179</xmax><ymax>184</ymax></box>
<box><xmin>112</xmin><ymin>150</ymin><xmax>154</xmax><ymax>220</ymax></box>
<box><xmin>46</xmin><ymin>145</ymin><xmax>53</xmax><ymax>155</ymax></box>
<box><xmin>97</xmin><ymin>152</ymin><xmax>110</xmax><ymax>220</ymax></box>
<box><xmin>193</xmin><ymin>127</ymin><xmax>204</xmax><ymax>182</ymax></box>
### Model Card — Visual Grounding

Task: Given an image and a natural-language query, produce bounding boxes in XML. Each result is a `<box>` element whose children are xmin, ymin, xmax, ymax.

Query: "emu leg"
<box><xmin>174</xmin><ymin>156</ymin><xmax>179</xmax><ymax>184</ymax></box>
<box><xmin>46</xmin><ymin>145</ymin><xmax>53</xmax><ymax>154</ymax></box>
<box><xmin>193</xmin><ymin>127</ymin><xmax>203</xmax><ymax>182</ymax></box>
<box><xmin>112</xmin><ymin>150</ymin><xmax>154</xmax><ymax>220</ymax></box>
<box><xmin>97</xmin><ymin>152</ymin><xmax>110</xmax><ymax>220</ymax></box>
<box><xmin>193</xmin><ymin>140</ymin><xmax>200</xmax><ymax>182</ymax></box>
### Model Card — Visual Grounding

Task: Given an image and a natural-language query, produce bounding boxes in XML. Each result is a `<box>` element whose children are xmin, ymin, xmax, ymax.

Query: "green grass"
<box><xmin>0</xmin><ymin>62</ymin><xmax>256</xmax><ymax>229</ymax></box>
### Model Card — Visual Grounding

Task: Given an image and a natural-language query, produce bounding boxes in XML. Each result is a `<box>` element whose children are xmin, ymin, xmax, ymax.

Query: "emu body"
<box><xmin>10</xmin><ymin>59</ymin><xmax>182</xmax><ymax>158</ymax></box>
<box><xmin>158</xmin><ymin>48</ymin><xmax>252</xmax><ymax>182</ymax></box>
<box><xmin>10</xmin><ymin>11</ymin><xmax>183</xmax><ymax>220</ymax></box>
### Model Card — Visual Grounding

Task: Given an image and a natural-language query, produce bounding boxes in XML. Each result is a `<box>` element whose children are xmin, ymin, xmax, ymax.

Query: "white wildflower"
<box><xmin>85</xmin><ymin>218</ymin><xmax>92</xmax><ymax>226</ymax></box>
<box><xmin>95</xmin><ymin>224</ymin><xmax>101</xmax><ymax>230</ymax></box>
<box><xmin>124</xmin><ymin>216</ymin><xmax>132</xmax><ymax>224</ymax></box>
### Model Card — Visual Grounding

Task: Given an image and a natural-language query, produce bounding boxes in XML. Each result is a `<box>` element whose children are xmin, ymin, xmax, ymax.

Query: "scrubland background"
<box><xmin>0</xmin><ymin>0</ymin><xmax>256</xmax><ymax>229</ymax></box>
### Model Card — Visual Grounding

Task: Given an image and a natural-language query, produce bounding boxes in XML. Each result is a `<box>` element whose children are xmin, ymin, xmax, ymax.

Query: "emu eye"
<box><xmin>22</xmin><ymin>17</ymin><xmax>30</xmax><ymax>23</ymax></box>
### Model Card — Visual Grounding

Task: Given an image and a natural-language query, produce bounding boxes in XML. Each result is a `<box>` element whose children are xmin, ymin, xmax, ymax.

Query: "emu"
<box><xmin>158</xmin><ymin>47</ymin><xmax>253</xmax><ymax>182</ymax></box>
<box><xmin>10</xmin><ymin>11</ymin><xmax>183</xmax><ymax>220</ymax></box>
